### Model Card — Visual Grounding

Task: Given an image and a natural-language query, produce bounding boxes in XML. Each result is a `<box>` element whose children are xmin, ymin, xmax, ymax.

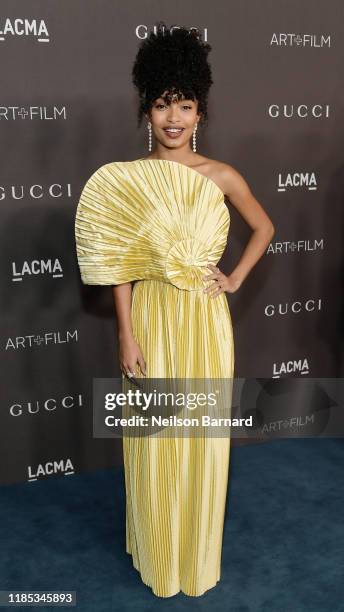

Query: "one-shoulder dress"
<box><xmin>75</xmin><ymin>158</ymin><xmax>235</xmax><ymax>597</ymax></box>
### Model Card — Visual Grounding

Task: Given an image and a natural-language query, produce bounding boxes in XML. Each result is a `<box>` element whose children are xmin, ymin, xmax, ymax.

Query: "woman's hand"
<box><xmin>119</xmin><ymin>333</ymin><xmax>147</xmax><ymax>377</ymax></box>
<box><xmin>202</xmin><ymin>263</ymin><xmax>242</xmax><ymax>298</ymax></box>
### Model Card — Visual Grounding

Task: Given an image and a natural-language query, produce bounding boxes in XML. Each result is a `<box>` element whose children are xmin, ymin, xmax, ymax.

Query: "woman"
<box><xmin>75</xmin><ymin>23</ymin><xmax>275</xmax><ymax>598</ymax></box>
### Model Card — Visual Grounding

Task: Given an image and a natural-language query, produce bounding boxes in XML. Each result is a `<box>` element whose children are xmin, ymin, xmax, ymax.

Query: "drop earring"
<box><xmin>192</xmin><ymin>123</ymin><xmax>198</xmax><ymax>153</ymax></box>
<box><xmin>147</xmin><ymin>121</ymin><xmax>152</xmax><ymax>152</ymax></box>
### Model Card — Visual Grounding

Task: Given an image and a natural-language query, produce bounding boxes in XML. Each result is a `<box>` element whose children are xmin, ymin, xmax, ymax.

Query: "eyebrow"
<box><xmin>156</xmin><ymin>99</ymin><xmax>194</xmax><ymax>104</ymax></box>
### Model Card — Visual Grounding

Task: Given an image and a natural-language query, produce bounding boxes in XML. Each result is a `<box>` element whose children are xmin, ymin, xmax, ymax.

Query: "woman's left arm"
<box><xmin>203</xmin><ymin>164</ymin><xmax>275</xmax><ymax>298</ymax></box>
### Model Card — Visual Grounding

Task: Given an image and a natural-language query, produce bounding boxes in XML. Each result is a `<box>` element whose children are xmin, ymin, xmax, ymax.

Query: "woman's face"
<box><xmin>146</xmin><ymin>90</ymin><xmax>201</xmax><ymax>150</ymax></box>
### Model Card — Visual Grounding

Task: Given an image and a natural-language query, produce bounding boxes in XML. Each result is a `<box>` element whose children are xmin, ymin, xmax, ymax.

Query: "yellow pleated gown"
<box><xmin>75</xmin><ymin>158</ymin><xmax>235</xmax><ymax>597</ymax></box>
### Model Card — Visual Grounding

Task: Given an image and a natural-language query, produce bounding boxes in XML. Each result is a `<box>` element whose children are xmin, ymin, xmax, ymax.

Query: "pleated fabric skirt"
<box><xmin>122</xmin><ymin>279</ymin><xmax>235</xmax><ymax>597</ymax></box>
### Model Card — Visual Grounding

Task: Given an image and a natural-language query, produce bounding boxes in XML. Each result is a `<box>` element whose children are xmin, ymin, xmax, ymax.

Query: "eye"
<box><xmin>155</xmin><ymin>103</ymin><xmax>166</xmax><ymax>109</ymax></box>
<box><xmin>182</xmin><ymin>105</ymin><xmax>192</xmax><ymax>110</ymax></box>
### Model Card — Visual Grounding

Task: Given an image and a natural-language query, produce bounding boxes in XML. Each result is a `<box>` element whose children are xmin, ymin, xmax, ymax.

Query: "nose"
<box><xmin>166</xmin><ymin>103</ymin><xmax>181</xmax><ymax>123</ymax></box>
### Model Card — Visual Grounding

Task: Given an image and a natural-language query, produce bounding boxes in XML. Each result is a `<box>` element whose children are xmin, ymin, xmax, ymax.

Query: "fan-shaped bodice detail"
<box><xmin>165</xmin><ymin>238</ymin><xmax>210</xmax><ymax>290</ymax></box>
<box><xmin>75</xmin><ymin>159</ymin><xmax>230</xmax><ymax>291</ymax></box>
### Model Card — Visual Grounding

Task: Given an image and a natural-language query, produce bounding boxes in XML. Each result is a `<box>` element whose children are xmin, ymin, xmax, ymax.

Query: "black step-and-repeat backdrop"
<box><xmin>1</xmin><ymin>2</ymin><xmax>343</xmax><ymax>485</ymax></box>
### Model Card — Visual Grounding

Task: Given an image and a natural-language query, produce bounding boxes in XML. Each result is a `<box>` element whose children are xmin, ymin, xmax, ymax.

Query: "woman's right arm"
<box><xmin>112</xmin><ymin>283</ymin><xmax>147</xmax><ymax>377</ymax></box>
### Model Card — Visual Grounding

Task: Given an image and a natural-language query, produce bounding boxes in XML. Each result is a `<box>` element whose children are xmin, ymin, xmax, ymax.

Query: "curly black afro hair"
<box><xmin>132</xmin><ymin>21</ymin><xmax>213</xmax><ymax>128</ymax></box>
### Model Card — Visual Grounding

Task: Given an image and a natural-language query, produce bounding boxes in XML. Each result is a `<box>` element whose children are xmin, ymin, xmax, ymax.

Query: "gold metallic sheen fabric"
<box><xmin>75</xmin><ymin>159</ymin><xmax>235</xmax><ymax>597</ymax></box>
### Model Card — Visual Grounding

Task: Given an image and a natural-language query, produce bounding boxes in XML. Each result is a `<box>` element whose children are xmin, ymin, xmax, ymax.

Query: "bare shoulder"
<box><xmin>199</xmin><ymin>158</ymin><xmax>275</xmax><ymax>233</ymax></box>
<box><xmin>191</xmin><ymin>157</ymin><xmax>251</xmax><ymax>198</ymax></box>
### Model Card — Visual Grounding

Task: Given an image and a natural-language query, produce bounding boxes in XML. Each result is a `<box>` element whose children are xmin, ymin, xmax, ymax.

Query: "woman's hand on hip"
<box><xmin>202</xmin><ymin>263</ymin><xmax>241</xmax><ymax>298</ymax></box>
